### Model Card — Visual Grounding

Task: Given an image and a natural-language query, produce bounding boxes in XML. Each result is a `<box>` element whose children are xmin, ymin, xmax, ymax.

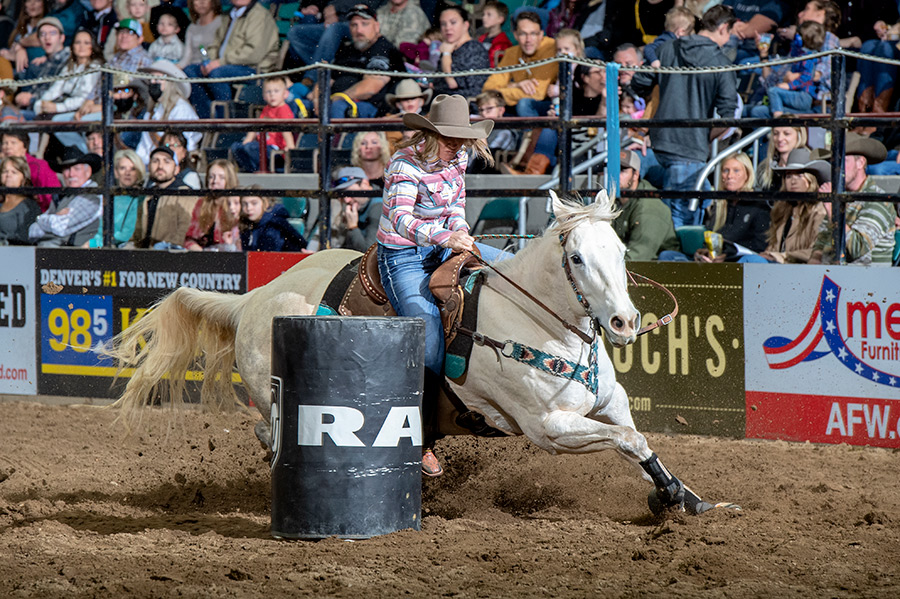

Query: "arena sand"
<box><xmin>0</xmin><ymin>400</ymin><xmax>898</xmax><ymax>598</ymax></box>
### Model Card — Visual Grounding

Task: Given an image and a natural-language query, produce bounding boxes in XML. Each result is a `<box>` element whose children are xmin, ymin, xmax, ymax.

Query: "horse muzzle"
<box><xmin>599</xmin><ymin>312</ymin><xmax>640</xmax><ymax>347</ymax></box>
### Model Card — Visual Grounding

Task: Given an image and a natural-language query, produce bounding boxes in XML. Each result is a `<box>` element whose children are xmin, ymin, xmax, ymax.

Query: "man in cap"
<box><xmin>308</xmin><ymin>4</ymin><xmax>406</xmax><ymax>119</ymax></box>
<box><xmin>182</xmin><ymin>0</ymin><xmax>280</xmax><ymax>119</ymax></box>
<box><xmin>811</xmin><ymin>133</ymin><xmax>896</xmax><ymax>265</ymax></box>
<box><xmin>332</xmin><ymin>166</ymin><xmax>380</xmax><ymax>252</ymax></box>
<box><xmin>27</xmin><ymin>148</ymin><xmax>102</xmax><ymax>247</ymax></box>
<box><xmin>612</xmin><ymin>150</ymin><xmax>681</xmax><ymax>261</ymax></box>
<box><xmin>109</xmin><ymin>19</ymin><xmax>154</xmax><ymax>72</ymax></box>
<box><xmin>14</xmin><ymin>17</ymin><xmax>71</xmax><ymax>115</ymax></box>
<box><xmin>128</xmin><ymin>145</ymin><xmax>198</xmax><ymax>249</ymax></box>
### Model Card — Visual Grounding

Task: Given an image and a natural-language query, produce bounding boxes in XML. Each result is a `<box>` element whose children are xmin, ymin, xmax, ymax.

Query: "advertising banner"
<box><xmin>744</xmin><ymin>265</ymin><xmax>900</xmax><ymax>448</ymax></box>
<box><xmin>608</xmin><ymin>263</ymin><xmax>746</xmax><ymax>437</ymax></box>
<box><xmin>36</xmin><ymin>249</ymin><xmax>246</xmax><ymax>398</ymax></box>
<box><xmin>246</xmin><ymin>251</ymin><xmax>311</xmax><ymax>290</ymax></box>
<box><xmin>0</xmin><ymin>247</ymin><xmax>37</xmax><ymax>395</ymax></box>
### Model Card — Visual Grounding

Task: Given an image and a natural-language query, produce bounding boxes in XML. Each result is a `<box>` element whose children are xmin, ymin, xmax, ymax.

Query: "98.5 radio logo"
<box><xmin>40</xmin><ymin>294</ymin><xmax>113</xmax><ymax>368</ymax></box>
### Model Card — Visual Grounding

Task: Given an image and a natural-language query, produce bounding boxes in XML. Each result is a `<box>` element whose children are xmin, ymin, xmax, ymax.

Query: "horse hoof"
<box><xmin>683</xmin><ymin>486</ymin><xmax>742</xmax><ymax>515</ymax></box>
<box><xmin>254</xmin><ymin>420</ymin><xmax>271</xmax><ymax>449</ymax></box>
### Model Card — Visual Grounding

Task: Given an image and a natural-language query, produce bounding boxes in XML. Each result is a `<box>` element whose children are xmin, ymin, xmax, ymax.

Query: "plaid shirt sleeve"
<box><xmin>30</xmin><ymin>194</ymin><xmax>101</xmax><ymax>239</ymax></box>
<box><xmin>789</xmin><ymin>57</ymin><xmax>818</xmax><ymax>95</ymax></box>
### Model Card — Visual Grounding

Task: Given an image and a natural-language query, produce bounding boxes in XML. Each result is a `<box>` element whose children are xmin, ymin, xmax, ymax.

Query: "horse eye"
<box><xmin>570</xmin><ymin>253</ymin><xmax>583</xmax><ymax>265</ymax></box>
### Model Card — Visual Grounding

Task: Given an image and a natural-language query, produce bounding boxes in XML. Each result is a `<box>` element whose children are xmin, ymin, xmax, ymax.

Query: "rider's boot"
<box><xmin>421</xmin><ymin>370</ymin><xmax>444</xmax><ymax>477</ymax></box>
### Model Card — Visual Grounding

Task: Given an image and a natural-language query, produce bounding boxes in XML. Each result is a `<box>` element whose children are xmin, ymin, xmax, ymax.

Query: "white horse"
<box><xmin>109</xmin><ymin>192</ymin><xmax>732</xmax><ymax>515</ymax></box>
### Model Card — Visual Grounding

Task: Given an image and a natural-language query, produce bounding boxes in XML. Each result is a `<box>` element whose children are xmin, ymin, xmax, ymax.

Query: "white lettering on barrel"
<box><xmin>372</xmin><ymin>407</ymin><xmax>422</xmax><ymax>447</ymax></box>
<box><xmin>298</xmin><ymin>405</ymin><xmax>365</xmax><ymax>447</ymax></box>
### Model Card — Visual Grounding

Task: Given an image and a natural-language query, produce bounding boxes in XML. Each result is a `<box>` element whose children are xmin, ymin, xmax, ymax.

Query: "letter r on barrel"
<box><xmin>297</xmin><ymin>406</ymin><xmax>423</xmax><ymax>447</ymax></box>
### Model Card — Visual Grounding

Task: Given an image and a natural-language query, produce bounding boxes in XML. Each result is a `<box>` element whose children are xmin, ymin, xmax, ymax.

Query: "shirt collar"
<box><xmin>230</xmin><ymin>5</ymin><xmax>249</xmax><ymax>19</ymax></box>
<box><xmin>95</xmin><ymin>7</ymin><xmax>111</xmax><ymax>17</ymax></box>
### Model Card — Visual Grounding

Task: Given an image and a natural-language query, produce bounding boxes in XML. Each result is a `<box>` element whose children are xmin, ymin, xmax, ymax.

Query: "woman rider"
<box><xmin>377</xmin><ymin>94</ymin><xmax>499</xmax><ymax>477</ymax></box>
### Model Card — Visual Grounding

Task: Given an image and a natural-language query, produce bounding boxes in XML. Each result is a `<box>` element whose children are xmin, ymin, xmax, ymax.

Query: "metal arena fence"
<box><xmin>1</xmin><ymin>48</ymin><xmax>898</xmax><ymax>257</ymax></box>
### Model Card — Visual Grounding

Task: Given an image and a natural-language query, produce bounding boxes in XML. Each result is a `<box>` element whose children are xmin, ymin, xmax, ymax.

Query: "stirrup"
<box><xmin>422</xmin><ymin>449</ymin><xmax>443</xmax><ymax>477</ymax></box>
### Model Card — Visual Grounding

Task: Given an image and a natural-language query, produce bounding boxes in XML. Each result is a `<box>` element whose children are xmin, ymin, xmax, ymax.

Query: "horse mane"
<box><xmin>546</xmin><ymin>190</ymin><xmax>621</xmax><ymax>239</ymax></box>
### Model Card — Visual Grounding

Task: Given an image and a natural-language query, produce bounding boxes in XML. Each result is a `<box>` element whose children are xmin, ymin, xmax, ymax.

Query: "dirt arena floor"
<box><xmin>0</xmin><ymin>400</ymin><xmax>898</xmax><ymax>598</ymax></box>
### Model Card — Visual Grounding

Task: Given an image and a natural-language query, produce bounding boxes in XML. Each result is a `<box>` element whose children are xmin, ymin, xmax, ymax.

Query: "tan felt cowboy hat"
<box><xmin>403</xmin><ymin>94</ymin><xmax>493</xmax><ymax>139</ymax></box>
<box><xmin>140</xmin><ymin>60</ymin><xmax>191</xmax><ymax>99</ymax></box>
<box><xmin>811</xmin><ymin>133</ymin><xmax>887</xmax><ymax>165</ymax></box>
<box><xmin>772</xmin><ymin>147</ymin><xmax>831</xmax><ymax>185</ymax></box>
<box><xmin>386</xmin><ymin>79</ymin><xmax>433</xmax><ymax>106</ymax></box>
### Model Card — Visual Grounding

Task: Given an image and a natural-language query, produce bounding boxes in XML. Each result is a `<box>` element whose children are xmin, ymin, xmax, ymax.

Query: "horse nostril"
<box><xmin>612</xmin><ymin>316</ymin><xmax>624</xmax><ymax>330</ymax></box>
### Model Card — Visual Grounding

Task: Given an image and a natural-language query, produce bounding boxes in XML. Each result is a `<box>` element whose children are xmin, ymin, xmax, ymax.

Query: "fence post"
<box><xmin>317</xmin><ymin>65</ymin><xmax>332</xmax><ymax>249</ymax></box>
<box><xmin>605</xmin><ymin>62</ymin><xmax>620</xmax><ymax>195</ymax></box>
<box><xmin>101</xmin><ymin>70</ymin><xmax>114</xmax><ymax>248</ymax></box>
<box><xmin>830</xmin><ymin>52</ymin><xmax>847</xmax><ymax>264</ymax></box>
<box><xmin>558</xmin><ymin>59</ymin><xmax>573</xmax><ymax>194</ymax></box>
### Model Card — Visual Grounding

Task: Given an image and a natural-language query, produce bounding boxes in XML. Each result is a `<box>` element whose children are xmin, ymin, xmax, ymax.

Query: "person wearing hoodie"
<box><xmin>631</xmin><ymin>5</ymin><xmax>739</xmax><ymax>229</ymax></box>
<box><xmin>239</xmin><ymin>188</ymin><xmax>308</xmax><ymax>252</ymax></box>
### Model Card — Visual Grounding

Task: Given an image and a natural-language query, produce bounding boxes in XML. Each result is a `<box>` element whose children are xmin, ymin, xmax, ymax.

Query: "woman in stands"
<box><xmin>1</xmin><ymin>0</ymin><xmax>50</xmax><ymax>68</ymax></box>
<box><xmin>0</xmin><ymin>130</ymin><xmax>57</xmax><ymax>213</ymax></box>
<box><xmin>754</xmin><ymin>148</ymin><xmax>829</xmax><ymax>264</ymax></box>
<box><xmin>755</xmin><ymin>126</ymin><xmax>808</xmax><ymax>193</ymax></box>
<box><xmin>177</xmin><ymin>0</ymin><xmax>225</xmax><ymax>70</ymax></box>
<box><xmin>0</xmin><ymin>156</ymin><xmax>40</xmax><ymax>244</ymax></box>
<box><xmin>184</xmin><ymin>159</ymin><xmax>241</xmax><ymax>251</ymax></box>
<box><xmin>350</xmin><ymin>131</ymin><xmax>390</xmax><ymax>190</ymax></box>
<box><xmin>88</xmin><ymin>149</ymin><xmax>144</xmax><ymax>247</ymax></box>
<box><xmin>135</xmin><ymin>60</ymin><xmax>201</xmax><ymax>166</ymax></box>
<box><xmin>432</xmin><ymin>6</ymin><xmax>489</xmax><ymax>99</ymax></box>
<box><xmin>38</xmin><ymin>29</ymin><xmax>103</xmax><ymax>153</ymax></box>
<box><xmin>377</xmin><ymin>94</ymin><xmax>496</xmax><ymax>477</ymax></box>
<box><xmin>239</xmin><ymin>186</ymin><xmax>307</xmax><ymax>252</ymax></box>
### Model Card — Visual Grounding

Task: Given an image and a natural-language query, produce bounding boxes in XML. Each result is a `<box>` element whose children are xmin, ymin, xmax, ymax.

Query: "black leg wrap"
<box><xmin>640</xmin><ymin>453</ymin><xmax>685</xmax><ymax>510</ymax></box>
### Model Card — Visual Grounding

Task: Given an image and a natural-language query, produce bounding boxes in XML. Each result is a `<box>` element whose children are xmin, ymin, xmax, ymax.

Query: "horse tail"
<box><xmin>106</xmin><ymin>286</ymin><xmax>252</xmax><ymax>429</ymax></box>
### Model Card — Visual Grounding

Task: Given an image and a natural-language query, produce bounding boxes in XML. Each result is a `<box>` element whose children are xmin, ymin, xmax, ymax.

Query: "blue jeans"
<box><xmin>751</xmin><ymin>86</ymin><xmax>813</xmax><ymax>117</ymax></box>
<box><xmin>331</xmin><ymin>97</ymin><xmax>379</xmax><ymax>119</ymax></box>
<box><xmin>656</xmin><ymin>154</ymin><xmax>707</xmax><ymax>228</ymax></box>
<box><xmin>287</xmin><ymin>22</ymin><xmax>349</xmax><ymax>83</ymax></box>
<box><xmin>231</xmin><ymin>139</ymin><xmax>273</xmax><ymax>172</ymax></box>
<box><xmin>858</xmin><ymin>39</ymin><xmax>899</xmax><ymax>98</ymax></box>
<box><xmin>183</xmin><ymin>63</ymin><xmax>257</xmax><ymax>119</ymax></box>
<box><xmin>378</xmin><ymin>242</ymin><xmax>507</xmax><ymax>375</ymax></box>
<box><xmin>515</xmin><ymin>98</ymin><xmax>551</xmax><ymax>118</ymax></box>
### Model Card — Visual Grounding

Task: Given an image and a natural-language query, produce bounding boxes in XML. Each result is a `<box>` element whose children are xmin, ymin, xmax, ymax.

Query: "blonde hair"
<box><xmin>351</xmin><ymin>131</ymin><xmax>391</xmax><ymax>168</ymax></box>
<box><xmin>397</xmin><ymin>130</ymin><xmax>494</xmax><ymax>167</ymax></box>
<box><xmin>197</xmin><ymin>159</ymin><xmax>240</xmax><ymax>234</ymax></box>
<box><xmin>759</xmin><ymin>127</ymin><xmax>808</xmax><ymax>189</ymax></box>
<box><xmin>711</xmin><ymin>152</ymin><xmax>755</xmax><ymax>231</ymax></box>
<box><xmin>113</xmin><ymin>149</ymin><xmax>146</xmax><ymax>186</ymax></box>
<box><xmin>555</xmin><ymin>29</ymin><xmax>585</xmax><ymax>57</ymax></box>
<box><xmin>665</xmin><ymin>6</ymin><xmax>696</xmax><ymax>34</ymax></box>
<box><xmin>767</xmin><ymin>172</ymin><xmax>819</xmax><ymax>247</ymax></box>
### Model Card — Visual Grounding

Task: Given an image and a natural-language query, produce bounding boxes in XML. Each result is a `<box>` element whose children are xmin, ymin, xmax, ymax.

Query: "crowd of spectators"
<box><xmin>0</xmin><ymin>0</ymin><xmax>896</xmax><ymax>263</ymax></box>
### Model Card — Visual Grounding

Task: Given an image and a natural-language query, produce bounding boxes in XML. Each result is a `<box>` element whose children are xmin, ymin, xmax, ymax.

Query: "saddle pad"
<box><xmin>317</xmin><ymin>256</ymin><xmax>397</xmax><ymax>318</ymax></box>
<box><xmin>444</xmin><ymin>271</ymin><xmax>484</xmax><ymax>381</ymax></box>
<box><xmin>317</xmin><ymin>257</ymin><xmax>362</xmax><ymax>315</ymax></box>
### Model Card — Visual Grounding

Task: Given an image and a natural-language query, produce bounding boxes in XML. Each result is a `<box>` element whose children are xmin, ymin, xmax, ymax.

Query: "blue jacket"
<box><xmin>240</xmin><ymin>204</ymin><xmax>307</xmax><ymax>252</ymax></box>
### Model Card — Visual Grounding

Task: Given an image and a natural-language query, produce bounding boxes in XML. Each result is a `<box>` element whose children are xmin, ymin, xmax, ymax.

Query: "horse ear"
<box><xmin>592</xmin><ymin>188</ymin><xmax>612</xmax><ymax>213</ymax></box>
<box><xmin>550</xmin><ymin>190</ymin><xmax>570</xmax><ymax>221</ymax></box>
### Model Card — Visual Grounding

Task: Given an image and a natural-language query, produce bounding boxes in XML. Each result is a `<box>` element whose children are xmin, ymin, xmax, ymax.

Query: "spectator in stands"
<box><xmin>148</xmin><ymin>9</ymin><xmax>184</xmax><ymax>63</ymax></box>
<box><xmin>483</xmin><ymin>11</ymin><xmax>557</xmax><ymax>112</ymax></box>
<box><xmin>811</xmin><ymin>134</ymin><xmax>895</xmax><ymax>265</ymax></box>
<box><xmin>351</xmin><ymin>131</ymin><xmax>390</xmax><ymax>189</ymax></box>
<box><xmin>631</xmin><ymin>5</ymin><xmax>739</xmax><ymax>228</ymax></box>
<box><xmin>544</xmin><ymin>28</ymin><xmax>585</xmax><ymax>113</ymax></box>
<box><xmin>111</xmin><ymin>74</ymin><xmax>150</xmax><ymax>150</ymax></box>
<box><xmin>755</xmin><ymin>126</ymin><xmax>808</xmax><ymax>192</ymax></box>
<box><xmin>122</xmin><ymin>0</ymin><xmax>153</xmax><ymax>41</ymax></box>
<box><xmin>376</xmin><ymin>0</ymin><xmax>428</xmax><ymax>49</ymax></box>
<box><xmin>0</xmin><ymin>86</ymin><xmax>25</xmax><ymax>124</ymax></box>
<box><xmin>83</xmin><ymin>0</ymin><xmax>118</xmax><ymax>48</ymax></box>
<box><xmin>308</xmin><ymin>4</ymin><xmax>405</xmax><ymax>119</ymax></box>
<box><xmin>613</xmin><ymin>43</ymin><xmax>643</xmax><ymax>87</ymax></box>
<box><xmin>1</xmin><ymin>131</ymin><xmax>58</xmax><ymax>213</ymax></box>
<box><xmin>287</xmin><ymin>0</ymin><xmax>353</xmax><ymax>93</ymax></box>
<box><xmin>148</xmin><ymin>0</ymin><xmax>190</xmax><ymax>41</ymax></box>
<box><xmin>128</xmin><ymin>145</ymin><xmax>198</xmax><ymax>249</ymax></box>
<box><xmin>702</xmin><ymin>153</ymin><xmax>770</xmax><ymax>262</ymax></box>
<box><xmin>0</xmin><ymin>156</ymin><xmax>41</xmax><ymax>245</ymax></box>
<box><xmin>37</xmin><ymin>29</ymin><xmax>103</xmax><ymax>153</ymax></box>
<box><xmin>13</xmin><ymin>17</ymin><xmax>70</xmax><ymax>113</ymax></box>
<box><xmin>135</xmin><ymin>60</ymin><xmax>201</xmax><ymax>166</ymax></box>
<box><xmin>88</xmin><ymin>149</ymin><xmax>144</xmax><ymax>247</ymax></box>
<box><xmin>722</xmin><ymin>0</ymin><xmax>788</xmax><ymax>62</ymax></box>
<box><xmin>644</xmin><ymin>6</ymin><xmax>696</xmax><ymax>68</ymax></box>
<box><xmin>86</xmin><ymin>131</ymin><xmax>103</xmax><ymax>156</ymax></box>
<box><xmin>331</xmin><ymin>166</ymin><xmax>379</xmax><ymax>252</ymax></box>
<box><xmin>46</xmin><ymin>0</ymin><xmax>87</xmax><ymax>42</ymax></box>
<box><xmin>231</xmin><ymin>76</ymin><xmax>295</xmax><ymax>173</ymax></box>
<box><xmin>477</xmin><ymin>0</ymin><xmax>512</xmax><ymax>69</ymax></box>
<box><xmin>749</xmin><ymin>21</ymin><xmax>825</xmax><ymax>118</ymax></box>
<box><xmin>239</xmin><ymin>187</ymin><xmax>308</xmax><ymax>252</ymax></box>
<box><xmin>108</xmin><ymin>18</ymin><xmax>153</xmax><ymax>72</ymax></box>
<box><xmin>182</xmin><ymin>0</ymin><xmax>280</xmax><ymax>119</ymax></box>
<box><xmin>612</xmin><ymin>150</ymin><xmax>681</xmax><ymax>261</ymax></box>
<box><xmin>855</xmin><ymin>18</ymin><xmax>900</xmax><ymax>119</ymax></box>
<box><xmin>754</xmin><ymin>147</ymin><xmax>829</xmax><ymax>264</ymax></box>
<box><xmin>432</xmin><ymin>6</ymin><xmax>489</xmax><ymax>99</ymax></box>
<box><xmin>177</xmin><ymin>0</ymin><xmax>224</xmax><ymax>70</ymax></box>
<box><xmin>28</xmin><ymin>148</ymin><xmax>102</xmax><ymax>247</ymax></box>
<box><xmin>183</xmin><ymin>158</ymin><xmax>241</xmax><ymax>251</ymax></box>
<box><xmin>474</xmin><ymin>90</ymin><xmax>517</xmax><ymax>153</ymax></box>
<box><xmin>160</xmin><ymin>131</ymin><xmax>201</xmax><ymax>189</ymax></box>
<box><xmin>2</xmin><ymin>0</ymin><xmax>51</xmax><ymax>69</ymax></box>
<box><xmin>384</xmin><ymin>79</ymin><xmax>431</xmax><ymax>149</ymax></box>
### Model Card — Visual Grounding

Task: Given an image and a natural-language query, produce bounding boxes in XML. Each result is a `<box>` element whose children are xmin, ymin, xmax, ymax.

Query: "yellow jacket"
<box><xmin>483</xmin><ymin>36</ymin><xmax>557</xmax><ymax>105</ymax></box>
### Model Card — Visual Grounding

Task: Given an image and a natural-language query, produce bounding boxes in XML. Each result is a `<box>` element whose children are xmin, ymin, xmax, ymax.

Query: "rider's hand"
<box><xmin>444</xmin><ymin>230</ymin><xmax>475</xmax><ymax>252</ymax></box>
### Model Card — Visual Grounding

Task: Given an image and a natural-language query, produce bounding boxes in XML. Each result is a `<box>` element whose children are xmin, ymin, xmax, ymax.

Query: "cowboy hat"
<box><xmin>58</xmin><ymin>146</ymin><xmax>102</xmax><ymax>174</ymax></box>
<box><xmin>772</xmin><ymin>147</ymin><xmax>831</xmax><ymax>185</ymax></box>
<box><xmin>139</xmin><ymin>60</ymin><xmax>191</xmax><ymax>99</ymax></box>
<box><xmin>403</xmin><ymin>94</ymin><xmax>492</xmax><ymax>139</ymax></box>
<box><xmin>386</xmin><ymin>79</ymin><xmax>433</xmax><ymax>106</ymax></box>
<box><xmin>813</xmin><ymin>133</ymin><xmax>887</xmax><ymax>165</ymax></box>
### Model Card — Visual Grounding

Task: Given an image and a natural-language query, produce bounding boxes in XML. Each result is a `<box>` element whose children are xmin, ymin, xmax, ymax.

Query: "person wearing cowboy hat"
<box><xmin>377</xmin><ymin>94</ymin><xmax>506</xmax><ymax>477</ymax></box>
<box><xmin>384</xmin><ymin>79</ymin><xmax>432</xmax><ymax>151</ymax></box>
<box><xmin>27</xmin><ymin>147</ymin><xmax>102</xmax><ymax>247</ymax></box>
<box><xmin>754</xmin><ymin>147</ymin><xmax>831</xmax><ymax>264</ymax></box>
<box><xmin>135</xmin><ymin>60</ymin><xmax>201</xmax><ymax>166</ymax></box>
<box><xmin>810</xmin><ymin>133</ymin><xmax>896</xmax><ymax>265</ymax></box>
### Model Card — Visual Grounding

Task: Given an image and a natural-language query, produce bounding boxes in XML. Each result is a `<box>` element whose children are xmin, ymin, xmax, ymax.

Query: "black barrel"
<box><xmin>270</xmin><ymin>316</ymin><xmax>424</xmax><ymax>539</ymax></box>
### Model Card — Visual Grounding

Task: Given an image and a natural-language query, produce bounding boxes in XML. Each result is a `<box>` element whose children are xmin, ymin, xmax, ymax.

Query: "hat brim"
<box><xmin>772</xmin><ymin>159</ymin><xmax>831</xmax><ymax>185</ymax></box>
<box><xmin>139</xmin><ymin>63</ymin><xmax>191</xmax><ymax>98</ymax></box>
<box><xmin>386</xmin><ymin>87</ymin><xmax>433</xmax><ymax>106</ymax></box>
<box><xmin>846</xmin><ymin>138</ymin><xmax>887</xmax><ymax>164</ymax></box>
<box><xmin>403</xmin><ymin>112</ymin><xmax>493</xmax><ymax>139</ymax></box>
<box><xmin>59</xmin><ymin>154</ymin><xmax>103</xmax><ymax>174</ymax></box>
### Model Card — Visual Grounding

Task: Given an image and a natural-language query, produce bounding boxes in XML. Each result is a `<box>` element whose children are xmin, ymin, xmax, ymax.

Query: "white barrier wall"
<box><xmin>0</xmin><ymin>247</ymin><xmax>37</xmax><ymax>395</ymax></box>
<box><xmin>744</xmin><ymin>265</ymin><xmax>900</xmax><ymax>448</ymax></box>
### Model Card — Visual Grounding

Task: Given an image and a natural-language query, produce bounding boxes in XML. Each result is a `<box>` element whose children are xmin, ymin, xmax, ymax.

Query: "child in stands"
<box><xmin>477</xmin><ymin>0</ymin><xmax>512</xmax><ymax>68</ymax></box>
<box><xmin>240</xmin><ymin>188</ymin><xmax>307</xmax><ymax>252</ymax></box>
<box><xmin>644</xmin><ymin>6</ymin><xmax>695</xmax><ymax>68</ymax></box>
<box><xmin>231</xmin><ymin>76</ymin><xmax>296</xmax><ymax>172</ymax></box>
<box><xmin>149</xmin><ymin>11</ymin><xmax>185</xmax><ymax>63</ymax></box>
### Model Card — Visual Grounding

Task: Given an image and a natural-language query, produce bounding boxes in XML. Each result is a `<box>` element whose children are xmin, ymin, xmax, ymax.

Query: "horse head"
<box><xmin>549</xmin><ymin>190</ymin><xmax>640</xmax><ymax>347</ymax></box>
